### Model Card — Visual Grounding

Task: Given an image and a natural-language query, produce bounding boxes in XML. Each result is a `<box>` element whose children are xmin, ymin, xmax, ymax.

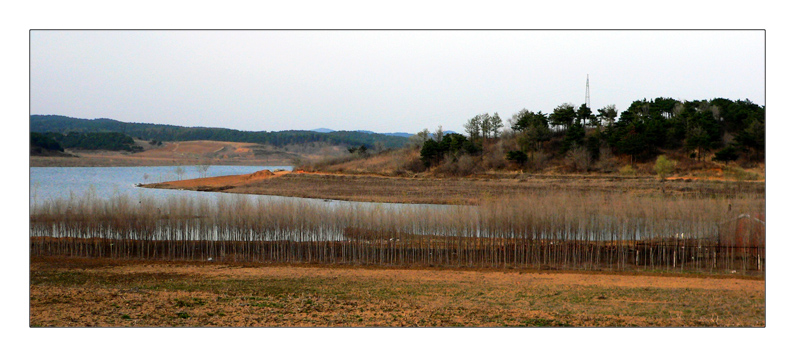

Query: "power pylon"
<box><xmin>585</xmin><ymin>74</ymin><xmax>590</xmax><ymax>109</ymax></box>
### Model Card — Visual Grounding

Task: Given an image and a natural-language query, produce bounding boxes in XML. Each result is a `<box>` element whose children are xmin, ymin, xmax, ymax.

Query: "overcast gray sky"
<box><xmin>30</xmin><ymin>30</ymin><xmax>764</xmax><ymax>134</ymax></box>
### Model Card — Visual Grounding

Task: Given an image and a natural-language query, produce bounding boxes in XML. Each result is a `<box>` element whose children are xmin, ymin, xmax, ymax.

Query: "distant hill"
<box><xmin>31</xmin><ymin>115</ymin><xmax>409</xmax><ymax>149</ymax></box>
<box><xmin>311</xmin><ymin>128</ymin><xmax>335</xmax><ymax>133</ymax></box>
<box><xmin>384</xmin><ymin>130</ymin><xmax>458</xmax><ymax>137</ymax></box>
<box><xmin>317</xmin><ymin>128</ymin><xmax>428</xmax><ymax>138</ymax></box>
<box><xmin>382</xmin><ymin>132</ymin><xmax>413</xmax><ymax>138</ymax></box>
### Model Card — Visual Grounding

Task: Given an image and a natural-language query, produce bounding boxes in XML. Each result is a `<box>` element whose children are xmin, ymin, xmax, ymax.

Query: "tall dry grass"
<box><xmin>30</xmin><ymin>190</ymin><xmax>765</xmax><ymax>273</ymax></box>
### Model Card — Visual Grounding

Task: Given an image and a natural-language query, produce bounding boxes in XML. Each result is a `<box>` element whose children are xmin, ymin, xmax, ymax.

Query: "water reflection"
<box><xmin>29</xmin><ymin>165</ymin><xmax>451</xmax><ymax>211</ymax></box>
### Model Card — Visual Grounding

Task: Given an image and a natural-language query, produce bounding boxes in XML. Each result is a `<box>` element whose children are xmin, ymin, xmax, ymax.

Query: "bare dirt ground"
<box><xmin>29</xmin><ymin>256</ymin><xmax>764</xmax><ymax>327</ymax></box>
<box><xmin>143</xmin><ymin>170</ymin><xmax>765</xmax><ymax>204</ymax></box>
<box><xmin>143</xmin><ymin>168</ymin><xmax>289</xmax><ymax>191</ymax></box>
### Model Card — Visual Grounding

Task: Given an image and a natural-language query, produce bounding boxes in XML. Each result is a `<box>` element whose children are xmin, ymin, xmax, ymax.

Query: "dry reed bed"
<box><xmin>29</xmin><ymin>191</ymin><xmax>765</xmax><ymax>273</ymax></box>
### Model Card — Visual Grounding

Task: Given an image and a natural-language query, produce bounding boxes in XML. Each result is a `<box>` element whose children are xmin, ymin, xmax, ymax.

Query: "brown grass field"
<box><xmin>29</xmin><ymin>256</ymin><xmax>764</xmax><ymax>327</ymax></box>
<box><xmin>144</xmin><ymin>169</ymin><xmax>765</xmax><ymax>205</ymax></box>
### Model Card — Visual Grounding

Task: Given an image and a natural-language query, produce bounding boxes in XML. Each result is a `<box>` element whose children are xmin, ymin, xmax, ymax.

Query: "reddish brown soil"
<box><xmin>143</xmin><ymin>169</ymin><xmax>288</xmax><ymax>190</ymax></box>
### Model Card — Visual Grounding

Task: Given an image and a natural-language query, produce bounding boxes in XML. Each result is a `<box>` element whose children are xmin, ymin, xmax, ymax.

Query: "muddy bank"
<box><xmin>143</xmin><ymin>169</ymin><xmax>288</xmax><ymax>192</ymax></box>
<box><xmin>142</xmin><ymin>170</ymin><xmax>765</xmax><ymax>205</ymax></box>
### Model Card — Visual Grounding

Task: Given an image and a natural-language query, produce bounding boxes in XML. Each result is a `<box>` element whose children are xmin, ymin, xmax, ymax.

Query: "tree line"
<box><xmin>36</xmin><ymin>131</ymin><xmax>143</xmax><ymax>152</ymax></box>
<box><xmin>30</xmin><ymin>132</ymin><xmax>64</xmax><ymax>153</ymax></box>
<box><xmin>30</xmin><ymin>115</ymin><xmax>409</xmax><ymax>149</ymax></box>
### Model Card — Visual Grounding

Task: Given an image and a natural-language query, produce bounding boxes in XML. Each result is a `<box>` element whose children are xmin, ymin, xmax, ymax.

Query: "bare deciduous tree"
<box><xmin>196</xmin><ymin>162</ymin><xmax>210</xmax><ymax>178</ymax></box>
<box><xmin>174</xmin><ymin>166</ymin><xmax>185</xmax><ymax>180</ymax></box>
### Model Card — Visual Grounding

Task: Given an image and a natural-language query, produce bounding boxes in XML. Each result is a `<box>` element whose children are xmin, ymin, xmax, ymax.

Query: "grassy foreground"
<box><xmin>30</xmin><ymin>256</ymin><xmax>764</xmax><ymax>327</ymax></box>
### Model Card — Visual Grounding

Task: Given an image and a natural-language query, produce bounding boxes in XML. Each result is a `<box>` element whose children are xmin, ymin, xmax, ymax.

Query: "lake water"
<box><xmin>28</xmin><ymin>165</ymin><xmax>444</xmax><ymax>211</ymax></box>
<box><xmin>29</xmin><ymin>165</ymin><xmax>294</xmax><ymax>206</ymax></box>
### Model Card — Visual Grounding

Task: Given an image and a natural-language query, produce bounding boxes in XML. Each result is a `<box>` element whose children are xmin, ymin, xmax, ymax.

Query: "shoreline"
<box><xmin>141</xmin><ymin>169</ymin><xmax>766</xmax><ymax>205</ymax></box>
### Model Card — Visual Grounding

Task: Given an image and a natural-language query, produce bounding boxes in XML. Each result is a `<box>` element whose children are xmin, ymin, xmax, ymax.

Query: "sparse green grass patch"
<box><xmin>725</xmin><ymin>166</ymin><xmax>762</xmax><ymax>181</ymax></box>
<box><xmin>520</xmin><ymin>318</ymin><xmax>572</xmax><ymax>327</ymax></box>
<box><xmin>174</xmin><ymin>297</ymin><xmax>206</xmax><ymax>308</ymax></box>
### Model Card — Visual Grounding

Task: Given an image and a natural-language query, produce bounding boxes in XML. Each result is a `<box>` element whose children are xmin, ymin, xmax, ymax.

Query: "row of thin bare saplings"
<box><xmin>30</xmin><ymin>190</ymin><xmax>765</xmax><ymax>272</ymax></box>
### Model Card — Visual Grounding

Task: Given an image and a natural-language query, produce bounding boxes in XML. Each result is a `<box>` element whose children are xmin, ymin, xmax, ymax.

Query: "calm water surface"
<box><xmin>29</xmin><ymin>165</ymin><xmax>293</xmax><ymax>206</ymax></box>
<box><xmin>29</xmin><ymin>165</ymin><xmax>445</xmax><ymax>211</ymax></box>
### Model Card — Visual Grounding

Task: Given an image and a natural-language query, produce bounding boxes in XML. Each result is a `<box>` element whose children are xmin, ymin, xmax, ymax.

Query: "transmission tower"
<box><xmin>585</xmin><ymin>74</ymin><xmax>590</xmax><ymax>109</ymax></box>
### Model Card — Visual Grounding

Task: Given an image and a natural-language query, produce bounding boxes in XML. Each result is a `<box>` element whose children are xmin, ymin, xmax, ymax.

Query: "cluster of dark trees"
<box><xmin>605</xmin><ymin>98</ymin><xmax>764</xmax><ymax>163</ymax></box>
<box><xmin>420</xmin><ymin>133</ymin><xmax>480</xmax><ymax>167</ymax></box>
<box><xmin>507</xmin><ymin>102</ymin><xmax>612</xmax><ymax>163</ymax></box>
<box><xmin>38</xmin><ymin>131</ymin><xmax>143</xmax><ymax>152</ymax></box>
<box><xmin>348</xmin><ymin>145</ymin><xmax>369</xmax><ymax>156</ymax></box>
<box><xmin>507</xmin><ymin>97</ymin><xmax>764</xmax><ymax>164</ymax></box>
<box><xmin>30</xmin><ymin>115</ymin><xmax>408</xmax><ymax>150</ymax></box>
<box><xmin>30</xmin><ymin>132</ymin><xmax>64</xmax><ymax>153</ymax></box>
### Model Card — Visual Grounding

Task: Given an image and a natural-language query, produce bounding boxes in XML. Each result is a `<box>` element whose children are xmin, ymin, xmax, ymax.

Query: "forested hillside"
<box><xmin>30</xmin><ymin>115</ymin><xmax>409</xmax><ymax>149</ymax></box>
<box><xmin>427</xmin><ymin>97</ymin><xmax>765</xmax><ymax>175</ymax></box>
<box><xmin>303</xmin><ymin>97</ymin><xmax>765</xmax><ymax>178</ymax></box>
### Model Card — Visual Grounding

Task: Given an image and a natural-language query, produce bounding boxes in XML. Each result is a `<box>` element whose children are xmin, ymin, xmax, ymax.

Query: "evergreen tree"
<box><xmin>576</xmin><ymin>104</ymin><xmax>597</xmax><ymax>128</ymax></box>
<box><xmin>549</xmin><ymin>103</ymin><xmax>576</xmax><ymax>130</ymax></box>
<box><xmin>597</xmin><ymin>105</ymin><xmax>618</xmax><ymax>128</ymax></box>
